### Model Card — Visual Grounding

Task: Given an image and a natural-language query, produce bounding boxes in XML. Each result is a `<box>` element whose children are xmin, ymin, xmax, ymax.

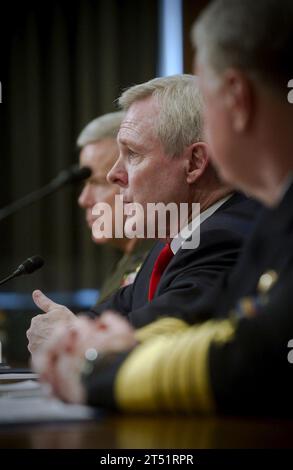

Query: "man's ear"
<box><xmin>222</xmin><ymin>68</ymin><xmax>254</xmax><ymax>132</ymax></box>
<box><xmin>186</xmin><ymin>142</ymin><xmax>210</xmax><ymax>184</ymax></box>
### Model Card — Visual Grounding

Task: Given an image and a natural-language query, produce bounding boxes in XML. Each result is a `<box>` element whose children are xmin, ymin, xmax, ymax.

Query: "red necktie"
<box><xmin>148</xmin><ymin>243</ymin><xmax>174</xmax><ymax>301</ymax></box>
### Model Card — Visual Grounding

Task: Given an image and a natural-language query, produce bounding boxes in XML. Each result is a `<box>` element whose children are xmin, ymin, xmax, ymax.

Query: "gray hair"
<box><xmin>118</xmin><ymin>74</ymin><xmax>203</xmax><ymax>158</ymax></box>
<box><xmin>77</xmin><ymin>111</ymin><xmax>125</xmax><ymax>147</ymax></box>
<box><xmin>192</xmin><ymin>0</ymin><xmax>293</xmax><ymax>92</ymax></box>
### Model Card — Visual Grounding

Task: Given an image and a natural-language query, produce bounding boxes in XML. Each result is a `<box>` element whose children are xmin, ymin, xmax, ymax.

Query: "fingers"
<box><xmin>49</xmin><ymin>354</ymin><xmax>86</xmax><ymax>404</ymax></box>
<box><xmin>33</xmin><ymin>325</ymin><xmax>70</xmax><ymax>382</ymax></box>
<box><xmin>32</xmin><ymin>324</ymin><xmax>87</xmax><ymax>404</ymax></box>
<box><xmin>26</xmin><ymin>315</ymin><xmax>52</xmax><ymax>354</ymax></box>
<box><xmin>63</xmin><ymin>328</ymin><xmax>79</xmax><ymax>354</ymax></box>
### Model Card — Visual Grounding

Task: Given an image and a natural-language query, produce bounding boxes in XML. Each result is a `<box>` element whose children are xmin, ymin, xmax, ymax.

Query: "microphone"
<box><xmin>0</xmin><ymin>165</ymin><xmax>92</xmax><ymax>222</ymax></box>
<box><xmin>0</xmin><ymin>256</ymin><xmax>44</xmax><ymax>287</ymax></box>
<box><xmin>49</xmin><ymin>165</ymin><xmax>92</xmax><ymax>188</ymax></box>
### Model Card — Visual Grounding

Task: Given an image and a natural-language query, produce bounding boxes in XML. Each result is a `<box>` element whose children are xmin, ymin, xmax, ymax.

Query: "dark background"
<box><xmin>0</xmin><ymin>0</ymin><xmax>159</xmax><ymax>295</ymax></box>
<box><xmin>0</xmin><ymin>0</ymin><xmax>210</xmax><ymax>362</ymax></box>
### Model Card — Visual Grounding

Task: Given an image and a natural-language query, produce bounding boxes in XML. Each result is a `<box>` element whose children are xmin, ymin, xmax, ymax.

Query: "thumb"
<box><xmin>32</xmin><ymin>289</ymin><xmax>63</xmax><ymax>313</ymax></box>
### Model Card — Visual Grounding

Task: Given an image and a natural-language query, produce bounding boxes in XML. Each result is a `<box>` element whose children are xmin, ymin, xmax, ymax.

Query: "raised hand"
<box><xmin>26</xmin><ymin>289</ymin><xmax>76</xmax><ymax>356</ymax></box>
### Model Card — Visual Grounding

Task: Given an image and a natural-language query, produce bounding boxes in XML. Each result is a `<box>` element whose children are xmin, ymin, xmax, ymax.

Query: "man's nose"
<box><xmin>107</xmin><ymin>156</ymin><xmax>128</xmax><ymax>187</ymax></box>
<box><xmin>78</xmin><ymin>184</ymin><xmax>93</xmax><ymax>208</ymax></box>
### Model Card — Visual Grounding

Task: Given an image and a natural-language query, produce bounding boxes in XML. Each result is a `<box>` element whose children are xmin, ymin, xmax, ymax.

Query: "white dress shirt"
<box><xmin>170</xmin><ymin>194</ymin><xmax>233</xmax><ymax>254</ymax></box>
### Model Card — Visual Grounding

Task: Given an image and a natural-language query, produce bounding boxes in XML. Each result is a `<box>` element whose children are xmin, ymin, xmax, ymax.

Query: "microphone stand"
<box><xmin>0</xmin><ymin>165</ymin><xmax>91</xmax><ymax>222</ymax></box>
<box><xmin>0</xmin><ymin>272</ymin><xmax>18</xmax><ymax>287</ymax></box>
<box><xmin>0</xmin><ymin>181</ymin><xmax>62</xmax><ymax>222</ymax></box>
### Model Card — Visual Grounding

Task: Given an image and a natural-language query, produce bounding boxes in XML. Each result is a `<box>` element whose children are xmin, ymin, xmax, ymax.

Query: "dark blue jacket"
<box><xmin>91</xmin><ymin>193</ymin><xmax>261</xmax><ymax>327</ymax></box>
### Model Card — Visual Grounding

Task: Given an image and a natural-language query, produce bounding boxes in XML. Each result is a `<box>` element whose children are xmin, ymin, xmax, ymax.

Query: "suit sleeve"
<box><xmin>83</xmin><ymin>269</ymin><xmax>293</xmax><ymax>415</ymax></box>
<box><xmin>89</xmin><ymin>283</ymin><xmax>134</xmax><ymax>318</ymax></box>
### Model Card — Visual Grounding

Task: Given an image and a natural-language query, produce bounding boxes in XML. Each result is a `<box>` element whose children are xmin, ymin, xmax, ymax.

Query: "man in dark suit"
<box><xmin>91</xmin><ymin>192</ymin><xmax>257</xmax><ymax>328</ymax></box>
<box><xmin>30</xmin><ymin>0</ymin><xmax>293</xmax><ymax>415</ymax></box>
<box><xmin>27</xmin><ymin>75</ymin><xmax>259</xmax><ymax>356</ymax></box>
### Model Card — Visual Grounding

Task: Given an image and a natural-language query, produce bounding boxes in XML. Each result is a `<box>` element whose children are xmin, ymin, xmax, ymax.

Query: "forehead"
<box><xmin>80</xmin><ymin>139</ymin><xmax>118</xmax><ymax>174</ymax></box>
<box><xmin>118</xmin><ymin>96</ymin><xmax>159</xmax><ymax>147</ymax></box>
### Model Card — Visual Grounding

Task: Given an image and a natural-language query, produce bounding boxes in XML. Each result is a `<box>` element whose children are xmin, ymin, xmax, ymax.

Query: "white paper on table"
<box><xmin>0</xmin><ymin>379</ymin><xmax>44</xmax><ymax>398</ymax></box>
<box><xmin>0</xmin><ymin>373</ymin><xmax>39</xmax><ymax>380</ymax></box>
<box><xmin>0</xmin><ymin>393</ymin><xmax>96</xmax><ymax>424</ymax></box>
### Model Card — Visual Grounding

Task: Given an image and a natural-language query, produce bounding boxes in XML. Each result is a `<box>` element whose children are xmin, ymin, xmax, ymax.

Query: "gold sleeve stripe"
<box><xmin>135</xmin><ymin>317</ymin><xmax>189</xmax><ymax>343</ymax></box>
<box><xmin>115</xmin><ymin>319</ymin><xmax>236</xmax><ymax>413</ymax></box>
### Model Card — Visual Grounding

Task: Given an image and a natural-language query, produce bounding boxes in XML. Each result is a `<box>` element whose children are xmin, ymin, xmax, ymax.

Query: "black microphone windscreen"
<box><xmin>53</xmin><ymin>165</ymin><xmax>92</xmax><ymax>187</ymax></box>
<box><xmin>0</xmin><ymin>255</ymin><xmax>45</xmax><ymax>286</ymax></box>
<box><xmin>21</xmin><ymin>256</ymin><xmax>44</xmax><ymax>274</ymax></box>
<box><xmin>69</xmin><ymin>165</ymin><xmax>92</xmax><ymax>183</ymax></box>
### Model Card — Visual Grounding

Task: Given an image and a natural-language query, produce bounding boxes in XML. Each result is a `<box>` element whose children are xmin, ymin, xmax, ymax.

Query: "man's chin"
<box><xmin>91</xmin><ymin>234</ymin><xmax>109</xmax><ymax>245</ymax></box>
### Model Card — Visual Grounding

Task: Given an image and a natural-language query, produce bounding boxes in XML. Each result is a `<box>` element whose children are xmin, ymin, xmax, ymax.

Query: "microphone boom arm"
<box><xmin>0</xmin><ymin>165</ymin><xmax>91</xmax><ymax>222</ymax></box>
<box><xmin>0</xmin><ymin>181</ymin><xmax>60</xmax><ymax>222</ymax></box>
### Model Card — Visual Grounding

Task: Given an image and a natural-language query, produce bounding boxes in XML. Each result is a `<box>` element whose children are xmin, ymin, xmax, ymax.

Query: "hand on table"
<box><xmin>32</xmin><ymin>311</ymin><xmax>137</xmax><ymax>403</ymax></box>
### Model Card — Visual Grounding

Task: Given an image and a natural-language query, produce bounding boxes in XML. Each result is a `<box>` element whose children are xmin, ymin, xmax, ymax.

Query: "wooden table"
<box><xmin>0</xmin><ymin>414</ymin><xmax>292</xmax><ymax>449</ymax></box>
